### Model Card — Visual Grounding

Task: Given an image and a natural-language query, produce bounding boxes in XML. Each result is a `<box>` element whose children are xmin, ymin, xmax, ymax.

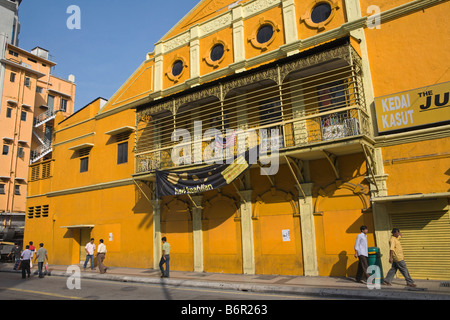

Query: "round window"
<box><xmin>172</xmin><ymin>60</ymin><xmax>184</xmax><ymax>77</ymax></box>
<box><xmin>311</xmin><ymin>3</ymin><xmax>332</xmax><ymax>24</ymax></box>
<box><xmin>210</xmin><ymin>44</ymin><xmax>225</xmax><ymax>62</ymax></box>
<box><xmin>256</xmin><ymin>24</ymin><xmax>274</xmax><ymax>44</ymax></box>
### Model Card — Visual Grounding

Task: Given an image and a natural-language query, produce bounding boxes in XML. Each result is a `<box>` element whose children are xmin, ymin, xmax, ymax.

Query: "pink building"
<box><xmin>0</xmin><ymin>43</ymin><xmax>75</xmax><ymax>243</ymax></box>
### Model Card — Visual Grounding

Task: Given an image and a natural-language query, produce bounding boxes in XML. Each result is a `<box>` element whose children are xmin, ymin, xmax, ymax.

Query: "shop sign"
<box><xmin>374</xmin><ymin>81</ymin><xmax>450</xmax><ymax>133</ymax></box>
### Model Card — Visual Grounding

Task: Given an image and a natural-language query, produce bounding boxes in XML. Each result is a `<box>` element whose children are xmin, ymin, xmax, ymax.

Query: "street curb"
<box><xmin>2</xmin><ymin>268</ymin><xmax>449</xmax><ymax>300</ymax></box>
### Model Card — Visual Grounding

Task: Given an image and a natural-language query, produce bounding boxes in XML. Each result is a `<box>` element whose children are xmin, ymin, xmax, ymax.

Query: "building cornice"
<box><xmin>374</xmin><ymin>124</ymin><xmax>450</xmax><ymax>148</ymax></box>
<box><xmin>0</xmin><ymin>58</ymin><xmax>46</xmax><ymax>78</ymax></box>
<box><xmin>27</xmin><ymin>178</ymin><xmax>134</xmax><ymax>199</ymax></box>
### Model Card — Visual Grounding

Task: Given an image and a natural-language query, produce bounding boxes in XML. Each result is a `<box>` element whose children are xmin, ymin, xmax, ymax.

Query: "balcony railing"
<box><xmin>135</xmin><ymin>105</ymin><xmax>370</xmax><ymax>174</ymax></box>
<box><xmin>33</xmin><ymin>109</ymin><xmax>56</xmax><ymax>127</ymax></box>
<box><xmin>30</xmin><ymin>137</ymin><xmax>52</xmax><ymax>164</ymax></box>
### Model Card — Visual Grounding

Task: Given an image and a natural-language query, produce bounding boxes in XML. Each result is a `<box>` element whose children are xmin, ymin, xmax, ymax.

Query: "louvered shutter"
<box><xmin>390</xmin><ymin>211</ymin><xmax>450</xmax><ymax>280</ymax></box>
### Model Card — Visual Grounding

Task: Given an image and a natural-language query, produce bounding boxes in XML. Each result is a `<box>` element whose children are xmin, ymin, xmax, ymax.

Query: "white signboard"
<box><xmin>282</xmin><ymin>229</ymin><xmax>291</xmax><ymax>242</ymax></box>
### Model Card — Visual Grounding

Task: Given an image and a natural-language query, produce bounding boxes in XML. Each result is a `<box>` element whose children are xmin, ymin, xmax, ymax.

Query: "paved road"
<box><xmin>0</xmin><ymin>272</ymin><xmax>342</xmax><ymax>301</ymax></box>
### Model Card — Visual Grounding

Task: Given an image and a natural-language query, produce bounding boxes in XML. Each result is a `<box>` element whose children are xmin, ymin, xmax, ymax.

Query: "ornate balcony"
<box><xmin>134</xmin><ymin>39</ymin><xmax>374</xmax><ymax>176</ymax></box>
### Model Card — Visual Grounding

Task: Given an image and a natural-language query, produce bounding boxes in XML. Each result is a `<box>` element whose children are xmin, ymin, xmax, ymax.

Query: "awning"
<box><xmin>60</xmin><ymin>224</ymin><xmax>95</xmax><ymax>229</ymax></box>
<box><xmin>371</xmin><ymin>192</ymin><xmax>450</xmax><ymax>203</ymax></box>
<box><xmin>48</xmin><ymin>88</ymin><xmax>72</xmax><ymax>98</ymax></box>
<box><xmin>68</xmin><ymin>143</ymin><xmax>94</xmax><ymax>151</ymax></box>
<box><xmin>105</xmin><ymin>126</ymin><xmax>134</xmax><ymax>136</ymax></box>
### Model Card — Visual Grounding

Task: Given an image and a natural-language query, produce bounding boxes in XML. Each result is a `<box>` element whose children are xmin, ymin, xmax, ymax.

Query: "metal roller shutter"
<box><xmin>390</xmin><ymin>211</ymin><xmax>450</xmax><ymax>280</ymax></box>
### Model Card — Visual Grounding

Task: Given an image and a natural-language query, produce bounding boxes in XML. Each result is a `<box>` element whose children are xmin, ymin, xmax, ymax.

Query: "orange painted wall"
<box><xmin>365</xmin><ymin>1</ymin><xmax>450</xmax><ymax>98</ymax></box>
<box><xmin>311</xmin><ymin>154</ymin><xmax>375</xmax><ymax>277</ymax></box>
<box><xmin>382</xmin><ymin>138</ymin><xmax>450</xmax><ymax>196</ymax></box>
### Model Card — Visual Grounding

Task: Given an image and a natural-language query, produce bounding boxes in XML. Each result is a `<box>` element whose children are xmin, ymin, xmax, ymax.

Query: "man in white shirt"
<box><xmin>21</xmin><ymin>245</ymin><xmax>32</xmax><ymax>279</ymax></box>
<box><xmin>354</xmin><ymin>225</ymin><xmax>369</xmax><ymax>283</ymax></box>
<box><xmin>83</xmin><ymin>238</ymin><xmax>96</xmax><ymax>271</ymax></box>
<box><xmin>95</xmin><ymin>239</ymin><xmax>107</xmax><ymax>274</ymax></box>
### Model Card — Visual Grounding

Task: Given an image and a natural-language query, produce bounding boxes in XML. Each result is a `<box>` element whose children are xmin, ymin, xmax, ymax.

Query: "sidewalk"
<box><xmin>1</xmin><ymin>262</ymin><xmax>449</xmax><ymax>300</ymax></box>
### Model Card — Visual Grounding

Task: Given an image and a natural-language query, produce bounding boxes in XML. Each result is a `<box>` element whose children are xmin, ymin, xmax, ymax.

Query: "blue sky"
<box><xmin>18</xmin><ymin>0</ymin><xmax>199</xmax><ymax>111</ymax></box>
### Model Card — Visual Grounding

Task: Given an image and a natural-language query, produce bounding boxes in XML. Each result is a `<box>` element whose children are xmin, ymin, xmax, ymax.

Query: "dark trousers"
<box><xmin>385</xmin><ymin>260</ymin><xmax>414</xmax><ymax>284</ymax></box>
<box><xmin>37</xmin><ymin>262</ymin><xmax>45</xmax><ymax>278</ymax></box>
<box><xmin>356</xmin><ymin>255</ymin><xmax>369</xmax><ymax>282</ymax></box>
<box><xmin>21</xmin><ymin>260</ymin><xmax>30</xmax><ymax>279</ymax></box>
<box><xmin>159</xmin><ymin>255</ymin><xmax>170</xmax><ymax>277</ymax></box>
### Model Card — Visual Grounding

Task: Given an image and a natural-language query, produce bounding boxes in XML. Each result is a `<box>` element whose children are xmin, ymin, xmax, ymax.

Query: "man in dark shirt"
<box><xmin>8</xmin><ymin>244</ymin><xmax>22</xmax><ymax>270</ymax></box>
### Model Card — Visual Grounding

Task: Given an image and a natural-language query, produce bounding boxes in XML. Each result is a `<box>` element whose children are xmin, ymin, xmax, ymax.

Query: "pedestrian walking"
<box><xmin>33</xmin><ymin>243</ymin><xmax>48</xmax><ymax>278</ymax></box>
<box><xmin>8</xmin><ymin>243</ymin><xmax>22</xmax><ymax>270</ymax></box>
<box><xmin>383</xmin><ymin>228</ymin><xmax>416</xmax><ymax>287</ymax></box>
<box><xmin>354</xmin><ymin>225</ymin><xmax>369</xmax><ymax>283</ymax></box>
<box><xmin>28</xmin><ymin>241</ymin><xmax>36</xmax><ymax>269</ymax></box>
<box><xmin>20</xmin><ymin>245</ymin><xmax>32</xmax><ymax>279</ymax></box>
<box><xmin>159</xmin><ymin>237</ymin><xmax>170</xmax><ymax>278</ymax></box>
<box><xmin>83</xmin><ymin>238</ymin><xmax>96</xmax><ymax>271</ymax></box>
<box><xmin>95</xmin><ymin>239</ymin><xmax>107</xmax><ymax>274</ymax></box>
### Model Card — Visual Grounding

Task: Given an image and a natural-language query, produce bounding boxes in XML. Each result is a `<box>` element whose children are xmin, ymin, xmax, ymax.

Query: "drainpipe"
<box><xmin>0</xmin><ymin>33</ymin><xmax>8</xmax><ymax>114</ymax></box>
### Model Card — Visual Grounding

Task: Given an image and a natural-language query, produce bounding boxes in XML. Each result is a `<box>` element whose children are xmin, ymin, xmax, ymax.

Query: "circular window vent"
<box><xmin>256</xmin><ymin>24</ymin><xmax>274</xmax><ymax>44</ymax></box>
<box><xmin>311</xmin><ymin>3</ymin><xmax>332</xmax><ymax>24</ymax></box>
<box><xmin>172</xmin><ymin>60</ymin><xmax>184</xmax><ymax>77</ymax></box>
<box><xmin>210</xmin><ymin>44</ymin><xmax>225</xmax><ymax>62</ymax></box>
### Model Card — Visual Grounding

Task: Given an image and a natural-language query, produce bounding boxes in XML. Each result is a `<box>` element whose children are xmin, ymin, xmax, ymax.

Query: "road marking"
<box><xmin>0</xmin><ymin>287</ymin><xmax>86</xmax><ymax>300</ymax></box>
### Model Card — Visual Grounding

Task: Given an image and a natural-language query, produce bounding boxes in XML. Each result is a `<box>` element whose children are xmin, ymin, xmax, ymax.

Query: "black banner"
<box><xmin>155</xmin><ymin>149</ymin><xmax>255</xmax><ymax>198</ymax></box>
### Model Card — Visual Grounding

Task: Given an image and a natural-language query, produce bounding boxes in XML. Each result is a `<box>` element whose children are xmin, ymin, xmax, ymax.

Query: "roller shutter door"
<box><xmin>390</xmin><ymin>211</ymin><xmax>450</xmax><ymax>280</ymax></box>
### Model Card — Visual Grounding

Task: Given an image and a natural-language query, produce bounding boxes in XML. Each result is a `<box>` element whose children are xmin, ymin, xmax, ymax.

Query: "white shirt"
<box><xmin>97</xmin><ymin>243</ymin><xmax>107</xmax><ymax>254</ymax></box>
<box><xmin>21</xmin><ymin>249</ymin><xmax>32</xmax><ymax>260</ymax></box>
<box><xmin>354</xmin><ymin>232</ymin><xmax>368</xmax><ymax>257</ymax></box>
<box><xmin>85</xmin><ymin>242</ymin><xmax>96</xmax><ymax>255</ymax></box>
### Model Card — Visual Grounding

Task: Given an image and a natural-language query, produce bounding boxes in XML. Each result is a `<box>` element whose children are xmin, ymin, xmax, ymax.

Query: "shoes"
<box><xmin>356</xmin><ymin>280</ymin><xmax>366</xmax><ymax>284</ymax></box>
<box><xmin>407</xmin><ymin>283</ymin><xmax>417</xmax><ymax>287</ymax></box>
<box><xmin>383</xmin><ymin>281</ymin><xmax>392</xmax><ymax>286</ymax></box>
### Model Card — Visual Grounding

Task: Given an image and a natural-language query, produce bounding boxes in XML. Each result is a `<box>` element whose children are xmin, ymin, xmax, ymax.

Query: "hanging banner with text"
<box><xmin>374</xmin><ymin>81</ymin><xmax>450</xmax><ymax>134</ymax></box>
<box><xmin>155</xmin><ymin>148</ymin><xmax>258</xmax><ymax>198</ymax></box>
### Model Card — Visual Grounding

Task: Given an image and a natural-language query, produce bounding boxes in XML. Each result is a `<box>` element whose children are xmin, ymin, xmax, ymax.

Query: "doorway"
<box><xmin>79</xmin><ymin>228</ymin><xmax>91</xmax><ymax>264</ymax></box>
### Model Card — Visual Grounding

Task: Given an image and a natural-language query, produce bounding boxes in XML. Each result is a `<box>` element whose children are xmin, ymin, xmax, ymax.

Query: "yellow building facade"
<box><xmin>25</xmin><ymin>0</ymin><xmax>449</xmax><ymax>280</ymax></box>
